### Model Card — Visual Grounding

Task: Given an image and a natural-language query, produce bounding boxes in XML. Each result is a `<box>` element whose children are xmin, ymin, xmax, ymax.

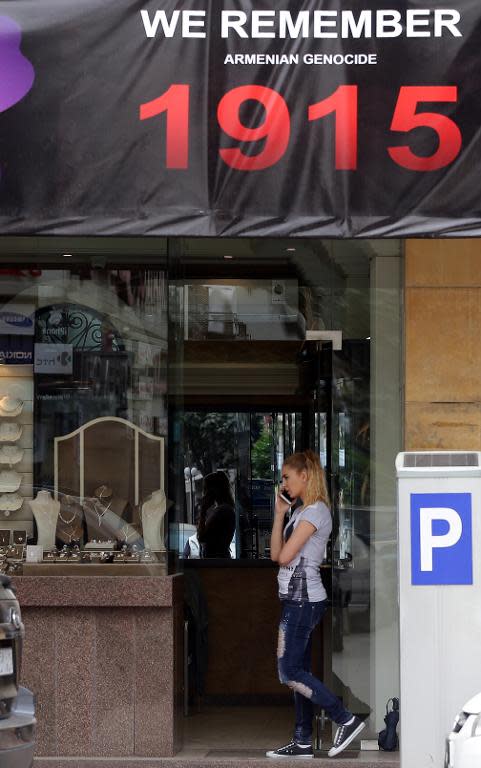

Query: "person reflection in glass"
<box><xmin>197</xmin><ymin>471</ymin><xmax>235</xmax><ymax>558</ymax></box>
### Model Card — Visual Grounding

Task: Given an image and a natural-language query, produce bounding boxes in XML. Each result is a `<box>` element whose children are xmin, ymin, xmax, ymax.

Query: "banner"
<box><xmin>0</xmin><ymin>1</ymin><xmax>480</xmax><ymax>237</ymax></box>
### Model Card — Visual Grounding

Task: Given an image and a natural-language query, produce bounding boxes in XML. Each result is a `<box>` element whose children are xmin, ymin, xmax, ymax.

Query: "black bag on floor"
<box><xmin>378</xmin><ymin>697</ymin><xmax>399</xmax><ymax>751</ymax></box>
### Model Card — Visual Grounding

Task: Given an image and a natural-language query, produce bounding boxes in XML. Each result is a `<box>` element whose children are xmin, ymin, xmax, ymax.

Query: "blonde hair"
<box><xmin>283</xmin><ymin>450</ymin><xmax>330</xmax><ymax>508</ymax></box>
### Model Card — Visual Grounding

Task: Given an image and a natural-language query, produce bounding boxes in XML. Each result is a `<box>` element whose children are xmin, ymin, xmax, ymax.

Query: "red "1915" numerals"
<box><xmin>139</xmin><ymin>84</ymin><xmax>462</xmax><ymax>172</ymax></box>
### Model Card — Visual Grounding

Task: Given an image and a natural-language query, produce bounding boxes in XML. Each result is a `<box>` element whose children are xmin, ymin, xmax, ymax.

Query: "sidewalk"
<box><xmin>34</xmin><ymin>757</ymin><xmax>400</xmax><ymax>768</ymax></box>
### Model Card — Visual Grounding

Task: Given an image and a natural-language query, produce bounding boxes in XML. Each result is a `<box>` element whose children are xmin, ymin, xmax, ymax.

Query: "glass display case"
<box><xmin>0</xmin><ymin>259</ymin><xmax>168</xmax><ymax>575</ymax></box>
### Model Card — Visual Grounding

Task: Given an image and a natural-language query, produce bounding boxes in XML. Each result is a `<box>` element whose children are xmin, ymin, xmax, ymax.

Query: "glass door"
<box><xmin>318</xmin><ymin>340</ymin><xmax>371</xmax><ymax>725</ymax></box>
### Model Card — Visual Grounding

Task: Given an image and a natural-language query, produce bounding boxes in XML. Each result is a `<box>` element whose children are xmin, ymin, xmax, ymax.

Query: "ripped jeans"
<box><xmin>277</xmin><ymin>599</ymin><xmax>352</xmax><ymax>744</ymax></box>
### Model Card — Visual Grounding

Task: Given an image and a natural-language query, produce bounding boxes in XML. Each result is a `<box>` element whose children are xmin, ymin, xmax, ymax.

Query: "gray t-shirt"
<box><xmin>278</xmin><ymin>501</ymin><xmax>332</xmax><ymax>602</ymax></box>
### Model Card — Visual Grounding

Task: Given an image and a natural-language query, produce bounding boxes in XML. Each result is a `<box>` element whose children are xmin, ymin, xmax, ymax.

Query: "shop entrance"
<box><xmin>0</xmin><ymin>237</ymin><xmax>401</xmax><ymax>761</ymax></box>
<box><xmin>167</xmin><ymin>238</ymin><xmax>377</xmax><ymax>755</ymax></box>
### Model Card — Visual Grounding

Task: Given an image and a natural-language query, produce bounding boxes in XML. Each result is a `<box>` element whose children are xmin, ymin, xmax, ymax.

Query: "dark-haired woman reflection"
<box><xmin>197</xmin><ymin>470</ymin><xmax>236</xmax><ymax>558</ymax></box>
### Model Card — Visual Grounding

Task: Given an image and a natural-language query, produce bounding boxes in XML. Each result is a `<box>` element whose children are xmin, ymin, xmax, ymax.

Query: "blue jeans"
<box><xmin>277</xmin><ymin>599</ymin><xmax>352</xmax><ymax>744</ymax></box>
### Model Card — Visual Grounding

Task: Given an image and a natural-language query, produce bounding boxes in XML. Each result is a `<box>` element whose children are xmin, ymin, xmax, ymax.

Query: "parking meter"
<box><xmin>397</xmin><ymin>452</ymin><xmax>481</xmax><ymax>768</ymax></box>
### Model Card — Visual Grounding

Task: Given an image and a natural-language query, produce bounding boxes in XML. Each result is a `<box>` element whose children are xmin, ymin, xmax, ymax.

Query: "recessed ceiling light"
<box><xmin>286</xmin><ymin>247</ymin><xmax>296</xmax><ymax>252</ymax></box>
<box><xmin>62</xmin><ymin>253</ymin><xmax>73</xmax><ymax>258</ymax></box>
<box><xmin>223</xmin><ymin>255</ymin><xmax>234</xmax><ymax>260</ymax></box>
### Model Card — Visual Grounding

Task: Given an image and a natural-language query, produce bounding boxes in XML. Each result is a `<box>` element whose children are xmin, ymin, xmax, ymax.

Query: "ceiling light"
<box><xmin>223</xmin><ymin>255</ymin><xmax>234</xmax><ymax>260</ymax></box>
<box><xmin>286</xmin><ymin>247</ymin><xmax>296</xmax><ymax>252</ymax></box>
<box><xmin>62</xmin><ymin>253</ymin><xmax>73</xmax><ymax>258</ymax></box>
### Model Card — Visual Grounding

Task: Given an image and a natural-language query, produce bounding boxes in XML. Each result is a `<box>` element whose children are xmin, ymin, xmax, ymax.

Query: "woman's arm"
<box><xmin>270</xmin><ymin>501</ymin><xmax>287</xmax><ymax>562</ymax></box>
<box><xmin>275</xmin><ymin>521</ymin><xmax>316</xmax><ymax>566</ymax></box>
<box><xmin>271</xmin><ymin>494</ymin><xmax>317</xmax><ymax>564</ymax></box>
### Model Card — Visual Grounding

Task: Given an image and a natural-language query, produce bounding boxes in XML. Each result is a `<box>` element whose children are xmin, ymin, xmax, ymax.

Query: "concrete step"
<box><xmin>34</xmin><ymin>752</ymin><xmax>400</xmax><ymax>768</ymax></box>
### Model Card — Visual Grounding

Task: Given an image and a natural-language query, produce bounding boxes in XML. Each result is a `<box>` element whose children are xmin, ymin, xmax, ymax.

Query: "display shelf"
<box><xmin>21</xmin><ymin>562</ymin><xmax>167</xmax><ymax>576</ymax></box>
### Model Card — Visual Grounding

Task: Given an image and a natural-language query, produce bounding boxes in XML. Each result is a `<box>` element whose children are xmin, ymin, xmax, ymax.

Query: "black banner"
<box><xmin>0</xmin><ymin>1</ymin><xmax>480</xmax><ymax>237</ymax></box>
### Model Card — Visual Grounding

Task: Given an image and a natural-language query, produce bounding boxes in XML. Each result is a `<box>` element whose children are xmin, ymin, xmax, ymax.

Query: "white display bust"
<box><xmin>141</xmin><ymin>489</ymin><xmax>166</xmax><ymax>551</ymax></box>
<box><xmin>29</xmin><ymin>490</ymin><xmax>60</xmax><ymax>550</ymax></box>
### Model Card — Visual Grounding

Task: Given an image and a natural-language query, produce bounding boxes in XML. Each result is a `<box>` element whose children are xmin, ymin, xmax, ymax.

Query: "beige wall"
<box><xmin>406</xmin><ymin>239</ymin><xmax>481</xmax><ymax>450</ymax></box>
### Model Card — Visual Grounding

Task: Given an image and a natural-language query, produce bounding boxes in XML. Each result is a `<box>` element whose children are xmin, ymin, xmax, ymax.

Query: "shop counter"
<box><xmin>19</xmin><ymin>562</ymin><xmax>168</xmax><ymax>578</ymax></box>
<box><xmin>11</xmin><ymin>573</ymin><xmax>184</xmax><ymax>762</ymax></box>
<box><xmin>183</xmin><ymin>561</ymin><xmax>327</xmax><ymax>703</ymax></box>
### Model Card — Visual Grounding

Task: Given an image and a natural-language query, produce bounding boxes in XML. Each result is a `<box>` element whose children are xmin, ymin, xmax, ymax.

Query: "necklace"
<box><xmin>121</xmin><ymin>524</ymin><xmax>136</xmax><ymax>542</ymax></box>
<box><xmin>59</xmin><ymin>503</ymin><xmax>77</xmax><ymax>526</ymax></box>
<box><xmin>96</xmin><ymin>499</ymin><xmax>112</xmax><ymax>527</ymax></box>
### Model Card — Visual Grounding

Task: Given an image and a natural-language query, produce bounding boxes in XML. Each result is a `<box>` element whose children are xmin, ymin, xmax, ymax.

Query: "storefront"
<box><xmin>0</xmin><ymin>237</ymin><xmax>402</xmax><ymax>761</ymax></box>
<box><xmin>0</xmin><ymin>0</ymin><xmax>478</xmax><ymax>764</ymax></box>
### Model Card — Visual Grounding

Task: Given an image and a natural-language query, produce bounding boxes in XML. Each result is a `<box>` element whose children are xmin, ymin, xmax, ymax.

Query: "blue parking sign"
<box><xmin>411</xmin><ymin>493</ymin><xmax>473</xmax><ymax>585</ymax></box>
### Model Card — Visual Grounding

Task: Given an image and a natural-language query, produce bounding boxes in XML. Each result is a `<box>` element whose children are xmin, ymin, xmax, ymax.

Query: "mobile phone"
<box><xmin>279</xmin><ymin>488</ymin><xmax>294</xmax><ymax>504</ymax></box>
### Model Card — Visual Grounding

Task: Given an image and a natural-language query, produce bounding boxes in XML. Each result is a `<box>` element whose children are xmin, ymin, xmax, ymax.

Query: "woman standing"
<box><xmin>197</xmin><ymin>470</ymin><xmax>236</xmax><ymax>558</ymax></box>
<box><xmin>267</xmin><ymin>450</ymin><xmax>365</xmax><ymax>759</ymax></box>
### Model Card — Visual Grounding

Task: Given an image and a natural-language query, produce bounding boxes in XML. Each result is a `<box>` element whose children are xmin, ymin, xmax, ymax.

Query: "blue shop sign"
<box><xmin>0</xmin><ymin>335</ymin><xmax>34</xmax><ymax>365</ymax></box>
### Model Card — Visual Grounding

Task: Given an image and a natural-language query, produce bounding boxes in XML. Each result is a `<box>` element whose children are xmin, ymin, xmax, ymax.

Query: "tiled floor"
<box><xmin>180</xmin><ymin>705</ymin><xmax>400</xmax><ymax>765</ymax></box>
<box><xmin>33</xmin><ymin>706</ymin><xmax>400</xmax><ymax>768</ymax></box>
<box><xmin>182</xmin><ymin>704</ymin><xmax>296</xmax><ymax>754</ymax></box>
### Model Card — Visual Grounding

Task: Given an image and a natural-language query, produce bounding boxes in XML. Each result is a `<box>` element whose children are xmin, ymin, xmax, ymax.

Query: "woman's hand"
<box><xmin>271</xmin><ymin>492</ymin><xmax>293</xmax><ymax>562</ymax></box>
<box><xmin>274</xmin><ymin>493</ymin><xmax>291</xmax><ymax>518</ymax></box>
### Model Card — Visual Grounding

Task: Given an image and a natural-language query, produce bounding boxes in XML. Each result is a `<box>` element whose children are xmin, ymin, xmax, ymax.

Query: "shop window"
<box><xmin>0</xmin><ymin>261</ymin><xmax>167</xmax><ymax>571</ymax></box>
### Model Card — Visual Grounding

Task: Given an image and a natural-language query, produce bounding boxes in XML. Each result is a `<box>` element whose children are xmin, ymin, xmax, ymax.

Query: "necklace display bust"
<box><xmin>29</xmin><ymin>490</ymin><xmax>60</xmax><ymax>549</ymax></box>
<box><xmin>142</xmin><ymin>489</ymin><xmax>166</xmax><ymax>551</ymax></box>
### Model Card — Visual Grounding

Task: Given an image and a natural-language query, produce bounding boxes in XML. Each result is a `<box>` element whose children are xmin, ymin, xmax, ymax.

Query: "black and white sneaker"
<box><xmin>266</xmin><ymin>741</ymin><xmax>314</xmax><ymax>759</ymax></box>
<box><xmin>328</xmin><ymin>716</ymin><xmax>365</xmax><ymax>757</ymax></box>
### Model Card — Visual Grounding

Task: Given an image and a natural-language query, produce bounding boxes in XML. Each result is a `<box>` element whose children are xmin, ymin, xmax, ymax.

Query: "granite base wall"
<box><xmin>13</xmin><ymin>575</ymin><xmax>184</xmax><ymax>758</ymax></box>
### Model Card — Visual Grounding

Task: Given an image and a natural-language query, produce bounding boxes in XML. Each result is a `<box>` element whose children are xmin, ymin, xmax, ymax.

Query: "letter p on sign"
<box><xmin>411</xmin><ymin>493</ymin><xmax>473</xmax><ymax>585</ymax></box>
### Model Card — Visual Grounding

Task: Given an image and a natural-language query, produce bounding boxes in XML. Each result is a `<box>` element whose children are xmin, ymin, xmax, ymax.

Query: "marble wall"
<box><xmin>14</xmin><ymin>575</ymin><xmax>183</xmax><ymax>759</ymax></box>
<box><xmin>405</xmin><ymin>239</ymin><xmax>481</xmax><ymax>449</ymax></box>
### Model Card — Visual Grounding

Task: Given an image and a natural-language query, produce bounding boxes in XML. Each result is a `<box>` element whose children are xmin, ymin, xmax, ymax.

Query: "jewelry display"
<box><xmin>13</xmin><ymin>530</ymin><xmax>26</xmax><ymax>546</ymax></box>
<box><xmin>84</xmin><ymin>539</ymin><xmax>116</xmax><ymax>550</ymax></box>
<box><xmin>29</xmin><ymin>491</ymin><xmax>60</xmax><ymax>550</ymax></box>
<box><xmin>0</xmin><ymin>470</ymin><xmax>22</xmax><ymax>493</ymax></box>
<box><xmin>54</xmin><ymin>417</ymin><xmax>164</xmax><ymax>541</ymax></box>
<box><xmin>121</xmin><ymin>523</ymin><xmax>139</xmax><ymax>544</ymax></box>
<box><xmin>25</xmin><ymin>545</ymin><xmax>43</xmax><ymax>563</ymax></box>
<box><xmin>93</xmin><ymin>485</ymin><xmax>113</xmax><ymax>526</ymax></box>
<box><xmin>0</xmin><ymin>447</ymin><xmax>23</xmax><ymax>466</ymax></box>
<box><xmin>83</xmin><ymin>485</ymin><xmax>129</xmax><ymax>544</ymax></box>
<box><xmin>0</xmin><ymin>493</ymin><xmax>23</xmax><ymax>512</ymax></box>
<box><xmin>69</xmin><ymin>545</ymin><xmax>81</xmax><ymax>562</ymax></box>
<box><xmin>0</xmin><ymin>423</ymin><xmax>22</xmax><ymax>442</ymax></box>
<box><xmin>57</xmin><ymin>495</ymin><xmax>84</xmax><ymax>546</ymax></box>
<box><xmin>0</xmin><ymin>396</ymin><xmax>24</xmax><ymax>418</ymax></box>
<box><xmin>0</xmin><ymin>387</ymin><xmax>27</xmax><ymax>536</ymax></box>
<box><xmin>43</xmin><ymin>549</ymin><xmax>58</xmax><ymax>562</ymax></box>
<box><xmin>58</xmin><ymin>508</ymin><xmax>76</xmax><ymax>526</ymax></box>
<box><xmin>6</xmin><ymin>545</ymin><xmax>24</xmax><ymax>561</ymax></box>
<box><xmin>141</xmin><ymin>489</ymin><xmax>166</xmax><ymax>551</ymax></box>
<box><xmin>58</xmin><ymin>546</ymin><xmax>70</xmax><ymax>561</ymax></box>
<box><xmin>0</xmin><ymin>530</ymin><xmax>10</xmax><ymax>546</ymax></box>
